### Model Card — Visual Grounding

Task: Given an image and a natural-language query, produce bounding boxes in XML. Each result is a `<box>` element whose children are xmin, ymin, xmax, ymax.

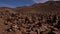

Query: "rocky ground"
<box><xmin>0</xmin><ymin>1</ymin><xmax>60</xmax><ymax>34</ymax></box>
<box><xmin>0</xmin><ymin>10</ymin><xmax>60</xmax><ymax>34</ymax></box>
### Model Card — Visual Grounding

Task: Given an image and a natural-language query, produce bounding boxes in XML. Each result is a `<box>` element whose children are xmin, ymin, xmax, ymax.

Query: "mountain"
<box><xmin>0</xmin><ymin>1</ymin><xmax>60</xmax><ymax>14</ymax></box>
<box><xmin>16</xmin><ymin>1</ymin><xmax>60</xmax><ymax>14</ymax></box>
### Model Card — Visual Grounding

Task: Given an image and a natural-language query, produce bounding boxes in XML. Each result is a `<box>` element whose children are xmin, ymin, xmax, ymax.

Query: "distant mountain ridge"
<box><xmin>0</xmin><ymin>1</ymin><xmax>60</xmax><ymax>14</ymax></box>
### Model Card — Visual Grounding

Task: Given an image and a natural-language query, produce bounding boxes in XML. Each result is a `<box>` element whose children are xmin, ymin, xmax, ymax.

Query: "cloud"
<box><xmin>33</xmin><ymin>0</ymin><xmax>48</xmax><ymax>3</ymax></box>
<box><xmin>33</xmin><ymin>0</ymin><xmax>60</xmax><ymax>3</ymax></box>
<box><xmin>49</xmin><ymin>0</ymin><xmax>60</xmax><ymax>1</ymax></box>
<box><xmin>50</xmin><ymin>0</ymin><xmax>60</xmax><ymax>1</ymax></box>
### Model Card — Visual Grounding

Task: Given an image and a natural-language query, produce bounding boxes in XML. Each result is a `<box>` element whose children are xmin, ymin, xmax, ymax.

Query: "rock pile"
<box><xmin>0</xmin><ymin>10</ymin><xmax>60</xmax><ymax>34</ymax></box>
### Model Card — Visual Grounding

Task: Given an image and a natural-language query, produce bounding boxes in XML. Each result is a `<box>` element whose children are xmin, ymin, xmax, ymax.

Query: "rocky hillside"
<box><xmin>0</xmin><ymin>1</ymin><xmax>60</xmax><ymax>34</ymax></box>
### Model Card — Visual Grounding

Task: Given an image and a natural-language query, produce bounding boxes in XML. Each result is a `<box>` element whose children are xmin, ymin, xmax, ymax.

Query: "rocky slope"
<box><xmin>0</xmin><ymin>1</ymin><xmax>60</xmax><ymax>34</ymax></box>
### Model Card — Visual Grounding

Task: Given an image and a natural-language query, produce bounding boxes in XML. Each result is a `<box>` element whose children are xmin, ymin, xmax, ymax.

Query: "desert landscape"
<box><xmin>0</xmin><ymin>1</ymin><xmax>60</xmax><ymax>34</ymax></box>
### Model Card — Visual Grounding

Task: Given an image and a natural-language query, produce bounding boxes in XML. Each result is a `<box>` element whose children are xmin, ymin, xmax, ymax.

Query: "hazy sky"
<box><xmin>0</xmin><ymin>0</ymin><xmax>59</xmax><ymax>8</ymax></box>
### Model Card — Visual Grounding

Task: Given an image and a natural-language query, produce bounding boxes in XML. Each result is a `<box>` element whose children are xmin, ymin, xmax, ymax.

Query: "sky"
<box><xmin>0</xmin><ymin>0</ymin><xmax>59</xmax><ymax>8</ymax></box>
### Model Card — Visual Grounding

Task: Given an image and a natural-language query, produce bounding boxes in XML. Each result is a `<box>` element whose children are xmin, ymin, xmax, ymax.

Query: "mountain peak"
<box><xmin>45</xmin><ymin>1</ymin><xmax>60</xmax><ymax>3</ymax></box>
